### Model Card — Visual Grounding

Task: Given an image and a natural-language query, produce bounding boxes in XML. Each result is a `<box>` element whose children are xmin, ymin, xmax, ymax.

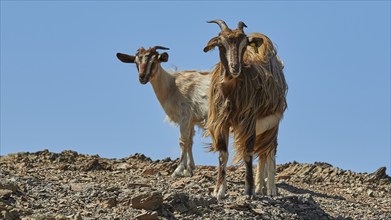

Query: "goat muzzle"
<box><xmin>139</xmin><ymin>74</ymin><xmax>149</xmax><ymax>84</ymax></box>
<box><xmin>229</xmin><ymin>63</ymin><xmax>241</xmax><ymax>78</ymax></box>
<box><xmin>231</xmin><ymin>72</ymin><xmax>240</xmax><ymax>78</ymax></box>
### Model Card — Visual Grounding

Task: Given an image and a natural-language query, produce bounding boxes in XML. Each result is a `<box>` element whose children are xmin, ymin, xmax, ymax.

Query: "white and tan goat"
<box><xmin>116</xmin><ymin>46</ymin><xmax>210</xmax><ymax>178</ymax></box>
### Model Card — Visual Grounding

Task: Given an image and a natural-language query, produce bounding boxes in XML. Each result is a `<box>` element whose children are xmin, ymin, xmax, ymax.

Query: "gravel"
<box><xmin>0</xmin><ymin>150</ymin><xmax>390</xmax><ymax>219</ymax></box>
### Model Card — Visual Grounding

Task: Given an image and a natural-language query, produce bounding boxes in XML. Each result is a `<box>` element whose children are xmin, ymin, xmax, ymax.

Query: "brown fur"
<box><xmin>207</xmin><ymin>32</ymin><xmax>287</xmax><ymax>164</ymax></box>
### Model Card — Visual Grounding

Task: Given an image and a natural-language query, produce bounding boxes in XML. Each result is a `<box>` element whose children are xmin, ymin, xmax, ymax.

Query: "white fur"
<box><xmin>214</xmin><ymin>151</ymin><xmax>228</xmax><ymax>200</ymax></box>
<box><xmin>148</xmin><ymin>66</ymin><xmax>210</xmax><ymax>178</ymax></box>
<box><xmin>215</xmin><ymin>180</ymin><xmax>227</xmax><ymax>201</ymax></box>
<box><xmin>255</xmin><ymin>158</ymin><xmax>267</xmax><ymax>195</ymax></box>
<box><xmin>266</xmin><ymin>150</ymin><xmax>277</xmax><ymax>196</ymax></box>
<box><xmin>256</xmin><ymin>113</ymin><xmax>282</xmax><ymax>135</ymax></box>
<box><xmin>119</xmin><ymin>49</ymin><xmax>210</xmax><ymax>179</ymax></box>
<box><xmin>255</xmin><ymin>150</ymin><xmax>277</xmax><ymax>196</ymax></box>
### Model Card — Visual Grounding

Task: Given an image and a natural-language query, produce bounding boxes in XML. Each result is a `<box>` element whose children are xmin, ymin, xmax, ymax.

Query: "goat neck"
<box><xmin>149</xmin><ymin>64</ymin><xmax>176</xmax><ymax>107</ymax></box>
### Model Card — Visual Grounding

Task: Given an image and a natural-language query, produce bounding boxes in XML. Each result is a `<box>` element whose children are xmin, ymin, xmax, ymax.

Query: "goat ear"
<box><xmin>248</xmin><ymin>37</ymin><xmax>263</xmax><ymax>48</ymax></box>
<box><xmin>158</xmin><ymin>52</ymin><xmax>169</xmax><ymax>62</ymax></box>
<box><xmin>116</xmin><ymin>53</ymin><xmax>136</xmax><ymax>63</ymax></box>
<box><xmin>203</xmin><ymin>37</ymin><xmax>220</xmax><ymax>53</ymax></box>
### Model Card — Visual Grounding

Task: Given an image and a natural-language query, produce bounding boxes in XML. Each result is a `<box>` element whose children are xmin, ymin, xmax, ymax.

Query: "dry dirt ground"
<box><xmin>1</xmin><ymin>150</ymin><xmax>390</xmax><ymax>219</ymax></box>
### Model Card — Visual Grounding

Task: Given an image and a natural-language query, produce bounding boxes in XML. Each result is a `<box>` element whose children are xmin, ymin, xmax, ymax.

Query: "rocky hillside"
<box><xmin>1</xmin><ymin>150</ymin><xmax>390</xmax><ymax>220</ymax></box>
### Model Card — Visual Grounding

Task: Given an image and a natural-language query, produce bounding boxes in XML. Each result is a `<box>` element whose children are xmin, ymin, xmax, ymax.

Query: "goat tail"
<box><xmin>232</xmin><ymin>125</ymin><xmax>279</xmax><ymax>165</ymax></box>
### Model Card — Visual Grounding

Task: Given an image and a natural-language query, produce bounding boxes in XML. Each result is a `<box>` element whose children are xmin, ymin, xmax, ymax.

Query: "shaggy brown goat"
<box><xmin>117</xmin><ymin>46</ymin><xmax>210</xmax><ymax>178</ymax></box>
<box><xmin>204</xmin><ymin>20</ymin><xmax>287</xmax><ymax>200</ymax></box>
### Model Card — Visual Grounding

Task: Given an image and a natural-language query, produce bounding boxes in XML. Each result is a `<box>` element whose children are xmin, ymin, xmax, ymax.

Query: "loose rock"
<box><xmin>136</xmin><ymin>211</ymin><xmax>158</xmax><ymax>220</ymax></box>
<box><xmin>132</xmin><ymin>192</ymin><xmax>163</xmax><ymax>211</ymax></box>
<box><xmin>0</xmin><ymin>151</ymin><xmax>390</xmax><ymax>219</ymax></box>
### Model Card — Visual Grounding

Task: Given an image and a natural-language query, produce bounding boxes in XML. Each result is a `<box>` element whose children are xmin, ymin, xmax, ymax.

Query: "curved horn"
<box><xmin>153</xmin><ymin>46</ymin><xmax>170</xmax><ymax>51</ymax></box>
<box><xmin>207</xmin><ymin>19</ymin><xmax>229</xmax><ymax>32</ymax></box>
<box><xmin>237</xmin><ymin>21</ymin><xmax>247</xmax><ymax>31</ymax></box>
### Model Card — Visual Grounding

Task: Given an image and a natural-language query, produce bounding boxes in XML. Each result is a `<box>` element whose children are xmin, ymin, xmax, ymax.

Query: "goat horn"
<box><xmin>237</xmin><ymin>21</ymin><xmax>247</xmax><ymax>31</ymax></box>
<box><xmin>153</xmin><ymin>46</ymin><xmax>170</xmax><ymax>51</ymax></box>
<box><xmin>207</xmin><ymin>19</ymin><xmax>229</xmax><ymax>32</ymax></box>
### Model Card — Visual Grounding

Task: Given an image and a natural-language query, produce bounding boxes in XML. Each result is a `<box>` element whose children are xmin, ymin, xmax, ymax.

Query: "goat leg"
<box><xmin>185</xmin><ymin>127</ymin><xmax>196</xmax><ymax>176</ymax></box>
<box><xmin>214</xmin><ymin>150</ymin><xmax>228</xmax><ymax>201</ymax></box>
<box><xmin>213</xmin><ymin>130</ymin><xmax>229</xmax><ymax>201</ymax></box>
<box><xmin>172</xmin><ymin>134</ymin><xmax>188</xmax><ymax>178</ymax></box>
<box><xmin>266</xmin><ymin>148</ymin><xmax>277</xmax><ymax>196</ymax></box>
<box><xmin>244</xmin><ymin>134</ymin><xmax>256</xmax><ymax>199</ymax></box>
<box><xmin>255</xmin><ymin>155</ymin><xmax>267</xmax><ymax>195</ymax></box>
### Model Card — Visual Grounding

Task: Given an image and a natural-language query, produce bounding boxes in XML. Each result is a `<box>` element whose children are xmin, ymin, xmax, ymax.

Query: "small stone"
<box><xmin>227</xmin><ymin>166</ymin><xmax>238</xmax><ymax>172</ymax></box>
<box><xmin>171</xmin><ymin>178</ymin><xmax>191</xmax><ymax>189</ymax></box>
<box><xmin>227</xmin><ymin>190</ymin><xmax>241</xmax><ymax>197</ymax></box>
<box><xmin>116</xmin><ymin>163</ymin><xmax>131</xmax><ymax>170</ymax></box>
<box><xmin>55</xmin><ymin>214</ymin><xmax>68</xmax><ymax>220</ymax></box>
<box><xmin>72</xmin><ymin>212</ymin><xmax>83</xmax><ymax>220</ymax></box>
<box><xmin>163</xmin><ymin>192</ymin><xmax>174</xmax><ymax>201</ymax></box>
<box><xmin>299</xmin><ymin>194</ymin><xmax>315</xmax><ymax>205</ymax></box>
<box><xmin>83</xmin><ymin>159</ymin><xmax>106</xmax><ymax>171</ymax></box>
<box><xmin>185</xmin><ymin>199</ymin><xmax>197</xmax><ymax>212</ymax></box>
<box><xmin>367</xmin><ymin>189</ymin><xmax>374</xmax><ymax>197</ymax></box>
<box><xmin>162</xmin><ymin>157</ymin><xmax>172</xmax><ymax>162</ymax></box>
<box><xmin>136</xmin><ymin>211</ymin><xmax>158</xmax><ymax>220</ymax></box>
<box><xmin>103</xmin><ymin>198</ymin><xmax>117</xmax><ymax>208</ymax></box>
<box><xmin>0</xmin><ymin>189</ymin><xmax>13</xmax><ymax>199</ymax></box>
<box><xmin>131</xmin><ymin>192</ymin><xmax>163</xmax><ymax>211</ymax></box>
<box><xmin>174</xmin><ymin>203</ymin><xmax>188</xmax><ymax>213</ymax></box>
<box><xmin>142</xmin><ymin>168</ymin><xmax>158</xmax><ymax>176</ymax></box>
<box><xmin>0</xmin><ymin>181</ymin><xmax>19</xmax><ymax>192</ymax></box>
<box><xmin>187</xmin><ymin>182</ymin><xmax>201</xmax><ymax>190</ymax></box>
<box><xmin>2</xmin><ymin>209</ymin><xmax>21</xmax><ymax>220</ymax></box>
<box><xmin>335</xmin><ymin>216</ymin><xmax>353</xmax><ymax>220</ymax></box>
<box><xmin>252</xmin><ymin>208</ymin><xmax>265</xmax><ymax>215</ymax></box>
<box><xmin>276</xmin><ymin>174</ymin><xmax>291</xmax><ymax>180</ymax></box>
<box><xmin>369</xmin><ymin>167</ymin><xmax>387</xmax><ymax>181</ymax></box>
<box><xmin>160</xmin><ymin>171</ymin><xmax>169</xmax><ymax>176</ymax></box>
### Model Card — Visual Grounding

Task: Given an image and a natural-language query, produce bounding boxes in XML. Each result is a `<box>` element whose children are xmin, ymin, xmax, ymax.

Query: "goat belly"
<box><xmin>255</xmin><ymin>113</ymin><xmax>282</xmax><ymax>135</ymax></box>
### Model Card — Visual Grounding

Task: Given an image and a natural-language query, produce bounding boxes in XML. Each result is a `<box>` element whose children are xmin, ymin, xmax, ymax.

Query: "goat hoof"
<box><xmin>171</xmin><ymin>173</ymin><xmax>180</xmax><ymax>179</ymax></box>
<box><xmin>246</xmin><ymin>194</ymin><xmax>256</xmax><ymax>200</ymax></box>
<box><xmin>267</xmin><ymin>186</ymin><xmax>278</xmax><ymax>197</ymax></box>
<box><xmin>171</xmin><ymin>170</ymin><xmax>184</xmax><ymax>179</ymax></box>
<box><xmin>182</xmin><ymin>169</ymin><xmax>192</xmax><ymax>177</ymax></box>
<box><xmin>215</xmin><ymin>193</ymin><xmax>226</xmax><ymax>201</ymax></box>
<box><xmin>255</xmin><ymin>187</ymin><xmax>267</xmax><ymax>196</ymax></box>
<box><xmin>172</xmin><ymin>165</ymin><xmax>186</xmax><ymax>179</ymax></box>
<box><xmin>267</xmin><ymin>190</ymin><xmax>278</xmax><ymax>197</ymax></box>
<box><xmin>213</xmin><ymin>187</ymin><xmax>227</xmax><ymax>201</ymax></box>
<box><xmin>244</xmin><ymin>191</ymin><xmax>255</xmax><ymax>199</ymax></box>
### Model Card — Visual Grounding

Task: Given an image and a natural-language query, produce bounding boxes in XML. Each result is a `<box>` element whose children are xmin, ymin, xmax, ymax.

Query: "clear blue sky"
<box><xmin>1</xmin><ymin>1</ymin><xmax>390</xmax><ymax>175</ymax></box>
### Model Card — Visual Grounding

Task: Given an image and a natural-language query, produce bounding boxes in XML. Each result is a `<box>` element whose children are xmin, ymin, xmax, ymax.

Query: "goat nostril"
<box><xmin>231</xmin><ymin>64</ymin><xmax>239</xmax><ymax>70</ymax></box>
<box><xmin>230</xmin><ymin>64</ymin><xmax>240</xmax><ymax>74</ymax></box>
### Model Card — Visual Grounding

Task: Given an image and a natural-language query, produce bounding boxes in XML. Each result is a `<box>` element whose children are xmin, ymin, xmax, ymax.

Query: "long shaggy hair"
<box><xmin>206</xmin><ymin>33</ymin><xmax>288</xmax><ymax>163</ymax></box>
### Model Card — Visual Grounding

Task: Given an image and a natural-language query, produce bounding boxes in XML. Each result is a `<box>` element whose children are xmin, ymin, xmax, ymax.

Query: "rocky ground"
<box><xmin>0</xmin><ymin>150</ymin><xmax>390</xmax><ymax>220</ymax></box>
